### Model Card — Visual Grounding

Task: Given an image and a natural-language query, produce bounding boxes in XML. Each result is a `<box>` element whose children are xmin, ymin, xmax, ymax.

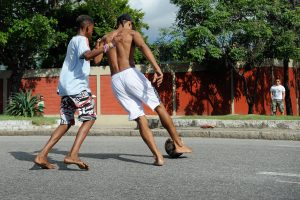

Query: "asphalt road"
<box><xmin>0</xmin><ymin>136</ymin><xmax>299</xmax><ymax>200</ymax></box>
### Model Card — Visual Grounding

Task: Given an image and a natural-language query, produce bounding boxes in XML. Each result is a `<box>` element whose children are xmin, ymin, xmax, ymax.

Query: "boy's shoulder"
<box><xmin>104</xmin><ymin>30</ymin><xmax>118</xmax><ymax>38</ymax></box>
<box><xmin>71</xmin><ymin>35</ymin><xmax>87</xmax><ymax>40</ymax></box>
<box><xmin>102</xmin><ymin>30</ymin><xmax>119</xmax><ymax>43</ymax></box>
<box><xmin>280</xmin><ymin>85</ymin><xmax>285</xmax><ymax>90</ymax></box>
<box><xmin>69</xmin><ymin>35</ymin><xmax>89</xmax><ymax>47</ymax></box>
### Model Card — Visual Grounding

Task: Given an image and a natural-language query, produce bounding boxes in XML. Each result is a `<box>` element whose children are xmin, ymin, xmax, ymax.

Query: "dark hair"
<box><xmin>117</xmin><ymin>13</ymin><xmax>134</xmax><ymax>27</ymax></box>
<box><xmin>76</xmin><ymin>15</ymin><xmax>94</xmax><ymax>29</ymax></box>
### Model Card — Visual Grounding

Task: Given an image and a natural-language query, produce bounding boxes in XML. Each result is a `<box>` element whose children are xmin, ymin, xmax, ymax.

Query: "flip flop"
<box><xmin>64</xmin><ymin>158</ymin><xmax>89</xmax><ymax>170</ymax></box>
<box><xmin>34</xmin><ymin>161</ymin><xmax>55</xmax><ymax>169</ymax></box>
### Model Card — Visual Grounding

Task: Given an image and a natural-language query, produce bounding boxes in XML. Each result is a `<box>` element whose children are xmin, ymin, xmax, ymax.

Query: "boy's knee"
<box><xmin>135</xmin><ymin>115</ymin><xmax>147</xmax><ymax>122</ymax></box>
<box><xmin>154</xmin><ymin>103</ymin><xmax>165</xmax><ymax>112</ymax></box>
<box><xmin>82</xmin><ymin>119</ymin><xmax>96</xmax><ymax>125</ymax></box>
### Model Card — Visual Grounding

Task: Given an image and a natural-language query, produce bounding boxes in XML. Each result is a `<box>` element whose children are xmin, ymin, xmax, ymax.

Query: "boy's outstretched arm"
<box><xmin>82</xmin><ymin>40</ymin><xmax>104</xmax><ymax>61</ymax></box>
<box><xmin>133</xmin><ymin>31</ymin><xmax>163</xmax><ymax>87</ymax></box>
<box><xmin>83</xmin><ymin>38</ymin><xmax>114</xmax><ymax>61</ymax></box>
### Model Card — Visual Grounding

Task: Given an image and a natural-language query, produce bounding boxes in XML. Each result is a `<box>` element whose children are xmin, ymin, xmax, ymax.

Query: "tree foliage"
<box><xmin>169</xmin><ymin>0</ymin><xmax>281</xmax><ymax>66</ymax></box>
<box><xmin>267</xmin><ymin>2</ymin><xmax>300</xmax><ymax>60</ymax></box>
<box><xmin>153</xmin><ymin>27</ymin><xmax>186</xmax><ymax>63</ymax></box>
<box><xmin>0</xmin><ymin>0</ymin><xmax>63</xmax><ymax>67</ymax></box>
<box><xmin>167</xmin><ymin>0</ymin><xmax>300</xmax><ymax>65</ymax></box>
<box><xmin>165</xmin><ymin>0</ymin><xmax>300</xmax><ymax>114</ymax></box>
<box><xmin>0</xmin><ymin>0</ymin><xmax>148</xmax><ymax>95</ymax></box>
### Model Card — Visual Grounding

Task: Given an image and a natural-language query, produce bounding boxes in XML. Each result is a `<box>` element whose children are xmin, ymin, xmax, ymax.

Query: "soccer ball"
<box><xmin>164</xmin><ymin>138</ymin><xmax>182</xmax><ymax>158</ymax></box>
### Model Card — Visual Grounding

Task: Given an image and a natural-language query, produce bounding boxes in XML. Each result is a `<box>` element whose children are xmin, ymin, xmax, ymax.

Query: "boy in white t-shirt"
<box><xmin>270</xmin><ymin>78</ymin><xmax>285</xmax><ymax>115</ymax></box>
<box><xmin>34</xmin><ymin>15</ymin><xmax>114</xmax><ymax>170</ymax></box>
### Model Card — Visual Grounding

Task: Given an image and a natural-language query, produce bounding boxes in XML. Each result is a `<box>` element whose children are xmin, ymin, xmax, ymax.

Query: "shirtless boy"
<box><xmin>95</xmin><ymin>14</ymin><xmax>192</xmax><ymax>166</ymax></box>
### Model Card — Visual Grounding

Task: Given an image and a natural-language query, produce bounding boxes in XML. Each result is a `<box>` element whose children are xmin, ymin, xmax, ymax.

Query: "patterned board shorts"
<box><xmin>60</xmin><ymin>90</ymin><xmax>96</xmax><ymax>125</ymax></box>
<box><xmin>271</xmin><ymin>99</ymin><xmax>284</xmax><ymax>113</ymax></box>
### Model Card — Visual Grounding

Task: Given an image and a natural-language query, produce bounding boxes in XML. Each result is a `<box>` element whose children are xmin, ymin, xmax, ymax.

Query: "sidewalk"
<box><xmin>0</xmin><ymin>117</ymin><xmax>299</xmax><ymax>140</ymax></box>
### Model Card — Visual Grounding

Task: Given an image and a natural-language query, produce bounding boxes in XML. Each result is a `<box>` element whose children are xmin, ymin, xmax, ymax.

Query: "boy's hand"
<box><xmin>95</xmin><ymin>38</ymin><xmax>102</xmax><ymax>49</ymax></box>
<box><xmin>153</xmin><ymin>70</ymin><xmax>163</xmax><ymax>87</ymax></box>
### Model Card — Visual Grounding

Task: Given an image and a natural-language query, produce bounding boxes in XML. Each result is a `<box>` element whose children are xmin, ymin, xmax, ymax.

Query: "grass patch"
<box><xmin>178</xmin><ymin>114</ymin><xmax>300</xmax><ymax>120</ymax></box>
<box><xmin>0</xmin><ymin>115</ymin><xmax>58</xmax><ymax>126</ymax></box>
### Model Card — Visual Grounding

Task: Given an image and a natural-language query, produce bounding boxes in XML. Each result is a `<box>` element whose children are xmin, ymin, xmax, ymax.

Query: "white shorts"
<box><xmin>111</xmin><ymin>68</ymin><xmax>161</xmax><ymax>120</ymax></box>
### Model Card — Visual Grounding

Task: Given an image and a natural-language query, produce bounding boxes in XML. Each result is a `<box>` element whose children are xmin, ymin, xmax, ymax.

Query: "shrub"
<box><xmin>5</xmin><ymin>90</ymin><xmax>40</xmax><ymax>117</ymax></box>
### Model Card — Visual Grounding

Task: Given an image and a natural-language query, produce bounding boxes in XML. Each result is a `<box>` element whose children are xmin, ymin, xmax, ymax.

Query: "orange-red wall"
<box><xmin>234</xmin><ymin>67</ymin><xmax>299</xmax><ymax>115</ymax></box>
<box><xmin>89</xmin><ymin>76</ymin><xmax>97</xmax><ymax>113</ymax></box>
<box><xmin>3</xmin><ymin>67</ymin><xmax>299</xmax><ymax>116</ymax></box>
<box><xmin>20</xmin><ymin>76</ymin><xmax>98</xmax><ymax>115</ymax></box>
<box><xmin>100</xmin><ymin>75</ymin><xmax>127</xmax><ymax>115</ymax></box>
<box><xmin>21</xmin><ymin>77</ymin><xmax>60</xmax><ymax>114</ymax></box>
<box><xmin>176</xmin><ymin>71</ymin><xmax>231</xmax><ymax>115</ymax></box>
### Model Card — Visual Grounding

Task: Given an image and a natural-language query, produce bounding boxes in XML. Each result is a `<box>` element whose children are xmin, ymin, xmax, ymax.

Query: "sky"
<box><xmin>128</xmin><ymin>0</ymin><xmax>179</xmax><ymax>43</ymax></box>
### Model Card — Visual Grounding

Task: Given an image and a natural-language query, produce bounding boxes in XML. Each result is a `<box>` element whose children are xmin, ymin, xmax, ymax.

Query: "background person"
<box><xmin>36</xmin><ymin>95</ymin><xmax>45</xmax><ymax>116</ymax></box>
<box><xmin>270</xmin><ymin>77</ymin><xmax>285</xmax><ymax>115</ymax></box>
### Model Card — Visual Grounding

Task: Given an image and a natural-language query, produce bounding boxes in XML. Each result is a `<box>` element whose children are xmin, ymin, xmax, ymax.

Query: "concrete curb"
<box><xmin>0</xmin><ymin>119</ymin><xmax>299</xmax><ymax>140</ymax></box>
<box><xmin>1</xmin><ymin>127</ymin><xmax>299</xmax><ymax>141</ymax></box>
<box><xmin>148</xmin><ymin>118</ymin><xmax>300</xmax><ymax>130</ymax></box>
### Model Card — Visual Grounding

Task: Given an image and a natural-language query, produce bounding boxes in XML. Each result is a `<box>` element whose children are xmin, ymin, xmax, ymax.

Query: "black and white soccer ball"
<box><xmin>164</xmin><ymin>138</ymin><xmax>182</xmax><ymax>158</ymax></box>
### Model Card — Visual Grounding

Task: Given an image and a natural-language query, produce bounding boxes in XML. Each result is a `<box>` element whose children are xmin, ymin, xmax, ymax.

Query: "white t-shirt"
<box><xmin>58</xmin><ymin>35</ymin><xmax>91</xmax><ymax>96</ymax></box>
<box><xmin>270</xmin><ymin>85</ymin><xmax>285</xmax><ymax>100</ymax></box>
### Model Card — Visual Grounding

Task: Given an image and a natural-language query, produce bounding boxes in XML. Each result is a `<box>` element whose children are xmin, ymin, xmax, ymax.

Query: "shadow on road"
<box><xmin>9</xmin><ymin>148</ymin><xmax>186</xmax><ymax>170</ymax></box>
<box><xmin>9</xmin><ymin>150</ymin><xmax>75</xmax><ymax>170</ymax></box>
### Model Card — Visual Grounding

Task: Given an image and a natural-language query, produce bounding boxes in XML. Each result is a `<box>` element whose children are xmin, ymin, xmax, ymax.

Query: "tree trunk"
<box><xmin>10</xmin><ymin>69</ymin><xmax>24</xmax><ymax>95</ymax></box>
<box><xmin>248</xmin><ymin>102</ymin><xmax>254</xmax><ymax>114</ymax></box>
<box><xmin>247</xmin><ymin>68</ymin><xmax>260</xmax><ymax>114</ymax></box>
<box><xmin>283</xmin><ymin>58</ymin><xmax>293</xmax><ymax>115</ymax></box>
<box><xmin>233</xmin><ymin>67</ymin><xmax>261</xmax><ymax>114</ymax></box>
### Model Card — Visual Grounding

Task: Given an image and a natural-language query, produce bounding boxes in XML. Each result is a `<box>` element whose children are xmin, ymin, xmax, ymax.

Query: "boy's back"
<box><xmin>104</xmin><ymin>29</ymin><xmax>136</xmax><ymax>75</ymax></box>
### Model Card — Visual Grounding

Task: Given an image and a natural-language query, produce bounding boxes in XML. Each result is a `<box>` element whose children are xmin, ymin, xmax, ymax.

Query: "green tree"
<box><xmin>0</xmin><ymin>0</ymin><xmax>148</xmax><ymax>96</ymax></box>
<box><xmin>170</xmin><ymin>0</ymin><xmax>269</xmax><ymax>114</ymax></box>
<box><xmin>153</xmin><ymin>27</ymin><xmax>187</xmax><ymax>63</ymax></box>
<box><xmin>169</xmin><ymin>0</ymin><xmax>299</xmax><ymax>114</ymax></box>
<box><xmin>227</xmin><ymin>0</ymin><xmax>273</xmax><ymax>114</ymax></box>
<box><xmin>41</xmin><ymin>0</ymin><xmax>148</xmax><ymax>67</ymax></box>
<box><xmin>267</xmin><ymin>2</ymin><xmax>300</xmax><ymax>115</ymax></box>
<box><xmin>0</xmin><ymin>0</ymin><xmax>67</xmax><ymax>95</ymax></box>
<box><xmin>0</xmin><ymin>15</ymin><xmax>67</xmax><ymax>95</ymax></box>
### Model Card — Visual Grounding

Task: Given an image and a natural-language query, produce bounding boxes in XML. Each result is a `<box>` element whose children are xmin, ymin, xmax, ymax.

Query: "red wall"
<box><xmin>234</xmin><ymin>67</ymin><xmax>299</xmax><ymax>115</ymax></box>
<box><xmin>100</xmin><ymin>75</ymin><xmax>127</xmax><ymax>115</ymax></box>
<box><xmin>176</xmin><ymin>71</ymin><xmax>231</xmax><ymax>115</ymax></box>
<box><xmin>154</xmin><ymin>73</ymin><xmax>173</xmax><ymax>115</ymax></box>
<box><xmin>20</xmin><ymin>76</ymin><xmax>98</xmax><ymax>115</ymax></box>
<box><xmin>12</xmin><ymin>67</ymin><xmax>300</xmax><ymax>116</ymax></box>
<box><xmin>89</xmin><ymin>76</ymin><xmax>97</xmax><ymax>113</ymax></box>
<box><xmin>21</xmin><ymin>77</ymin><xmax>60</xmax><ymax>114</ymax></box>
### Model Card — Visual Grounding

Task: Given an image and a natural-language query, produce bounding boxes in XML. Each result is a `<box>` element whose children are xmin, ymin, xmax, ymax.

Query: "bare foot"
<box><xmin>64</xmin><ymin>156</ymin><xmax>89</xmax><ymax>170</ymax></box>
<box><xmin>34</xmin><ymin>154</ymin><xmax>55</xmax><ymax>169</ymax></box>
<box><xmin>174</xmin><ymin>144</ymin><xmax>193</xmax><ymax>154</ymax></box>
<box><xmin>153</xmin><ymin>155</ymin><xmax>164</xmax><ymax>166</ymax></box>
